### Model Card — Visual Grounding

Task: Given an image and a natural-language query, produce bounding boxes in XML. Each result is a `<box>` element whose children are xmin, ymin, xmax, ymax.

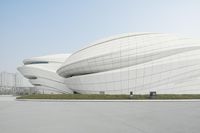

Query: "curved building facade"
<box><xmin>57</xmin><ymin>33</ymin><xmax>200</xmax><ymax>94</ymax></box>
<box><xmin>18</xmin><ymin>54</ymin><xmax>73</xmax><ymax>94</ymax></box>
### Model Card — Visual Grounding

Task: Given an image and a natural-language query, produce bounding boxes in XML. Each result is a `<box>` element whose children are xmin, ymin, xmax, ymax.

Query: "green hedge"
<box><xmin>17</xmin><ymin>94</ymin><xmax>200</xmax><ymax>100</ymax></box>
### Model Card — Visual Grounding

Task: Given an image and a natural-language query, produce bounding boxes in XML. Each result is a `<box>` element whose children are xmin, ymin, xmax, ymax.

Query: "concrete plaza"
<box><xmin>0</xmin><ymin>96</ymin><xmax>200</xmax><ymax>133</ymax></box>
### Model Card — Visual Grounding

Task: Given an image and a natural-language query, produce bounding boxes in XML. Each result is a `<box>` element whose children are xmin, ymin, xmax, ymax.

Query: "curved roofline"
<box><xmin>71</xmin><ymin>32</ymin><xmax>162</xmax><ymax>56</ymax></box>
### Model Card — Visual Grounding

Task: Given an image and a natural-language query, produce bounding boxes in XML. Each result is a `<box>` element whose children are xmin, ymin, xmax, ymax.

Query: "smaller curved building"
<box><xmin>18</xmin><ymin>54</ymin><xmax>73</xmax><ymax>94</ymax></box>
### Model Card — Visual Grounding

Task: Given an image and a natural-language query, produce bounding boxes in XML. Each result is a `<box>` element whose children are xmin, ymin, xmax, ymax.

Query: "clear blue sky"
<box><xmin>1</xmin><ymin>0</ymin><xmax>200</xmax><ymax>72</ymax></box>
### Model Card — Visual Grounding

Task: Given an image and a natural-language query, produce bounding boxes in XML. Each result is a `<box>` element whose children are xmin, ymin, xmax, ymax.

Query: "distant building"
<box><xmin>0</xmin><ymin>71</ymin><xmax>36</xmax><ymax>95</ymax></box>
<box><xmin>0</xmin><ymin>71</ymin><xmax>22</xmax><ymax>87</ymax></box>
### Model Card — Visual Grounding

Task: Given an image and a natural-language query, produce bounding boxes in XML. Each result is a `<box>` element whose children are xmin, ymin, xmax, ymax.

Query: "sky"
<box><xmin>1</xmin><ymin>0</ymin><xmax>200</xmax><ymax>73</ymax></box>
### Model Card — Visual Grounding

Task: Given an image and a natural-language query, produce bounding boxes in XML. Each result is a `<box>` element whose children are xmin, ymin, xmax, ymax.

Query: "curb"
<box><xmin>16</xmin><ymin>99</ymin><xmax>200</xmax><ymax>102</ymax></box>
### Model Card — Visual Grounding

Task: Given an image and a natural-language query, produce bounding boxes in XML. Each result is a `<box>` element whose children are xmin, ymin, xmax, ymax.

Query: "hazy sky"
<box><xmin>1</xmin><ymin>0</ymin><xmax>200</xmax><ymax>72</ymax></box>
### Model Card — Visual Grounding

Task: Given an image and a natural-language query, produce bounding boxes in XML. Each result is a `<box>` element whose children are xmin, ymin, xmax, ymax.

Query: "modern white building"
<box><xmin>18</xmin><ymin>54</ymin><xmax>73</xmax><ymax>94</ymax></box>
<box><xmin>57</xmin><ymin>33</ymin><xmax>200</xmax><ymax>94</ymax></box>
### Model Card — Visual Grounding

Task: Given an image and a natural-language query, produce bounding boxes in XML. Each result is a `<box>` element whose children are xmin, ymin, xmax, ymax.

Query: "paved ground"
<box><xmin>0</xmin><ymin>96</ymin><xmax>200</xmax><ymax>133</ymax></box>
